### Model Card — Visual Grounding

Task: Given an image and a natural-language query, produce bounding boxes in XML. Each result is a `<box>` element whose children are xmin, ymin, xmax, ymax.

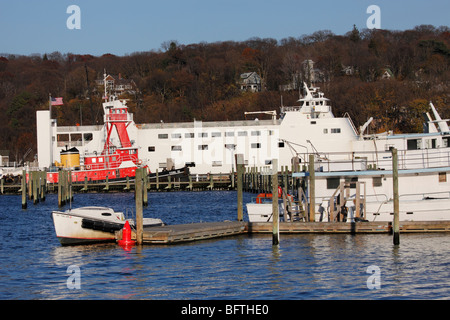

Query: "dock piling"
<box><xmin>272</xmin><ymin>159</ymin><xmax>279</xmax><ymax>245</ymax></box>
<box><xmin>235</xmin><ymin>154</ymin><xmax>245</xmax><ymax>221</ymax></box>
<box><xmin>392</xmin><ymin>148</ymin><xmax>400</xmax><ymax>245</ymax></box>
<box><xmin>308</xmin><ymin>154</ymin><xmax>315</xmax><ymax>222</ymax></box>
<box><xmin>135</xmin><ymin>167</ymin><xmax>144</xmax><ymax>245</ymax></box>
<box><xmin>21</xmin><ymin>170</ymin><xmax>27</xmax><ymax>209</ymax></box>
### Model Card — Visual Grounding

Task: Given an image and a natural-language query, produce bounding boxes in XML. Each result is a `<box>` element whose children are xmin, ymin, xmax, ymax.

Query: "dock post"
<box><xmin>21</xmin><ymin>170</ymin><xmax>27</xmax><ymax>209</ymax></box>
<box><xmin>308</xmin><ymin>154</ymin><xmax>315</xmax><ymax>222</ymax></box>
<box><xmin>104</xmin><ymin>175</ymin><xmax>109</xmax><ymax>192</ymax></box>
<box><xmin>235</xmin><ymin>154</ymin><xmax>245</xmax><ymax>221</ymax></box>
<box><xmin>143</xmin><ymin>171</ymin><xmax>148</xmax><ymax>207</ymax></box>
<box><xmin>392</xmin><ymin>148</ymin><xmax>400</xmax><ymax>245</ymax></box>
<box><xmin>156</xmin><ymin>169</ymin><xmax>159</xmax><ymax>190</ymax></box>
<box><xmin>40</xmin><ymin>171</ymin><xmax>46</xmax><ymax>202</ymax></box>
<box><xmin>33</xmin><ymin>171</ymin><xmax>39</xmax><ymax>205</ymax></box>
<box><xmin>58</xmin><ymin>171</ymin><xmax>62</xmax><ymax>207</ymax></box>
<box><xmin>272</xmin><ymin>159</ymin><xmax>279</xmax><ymax>245</ymax></box>
<box><xmin>135</xmin><ymin>168</ymin><xmax>144</xmax><ymax>245</ymax></box>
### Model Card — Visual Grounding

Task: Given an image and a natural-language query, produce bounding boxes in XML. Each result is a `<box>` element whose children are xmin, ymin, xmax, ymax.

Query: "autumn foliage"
<box><xmin>0</xmin><ymin>25</ymin><xmax>449</xmax><ymax>162</ymax></box>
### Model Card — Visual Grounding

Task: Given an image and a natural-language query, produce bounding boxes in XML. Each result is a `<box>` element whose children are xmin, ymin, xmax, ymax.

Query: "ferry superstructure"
<box><xmin>36</xmin><ymin>83</ymin><xmax>450</xmax><ymax>221</ymax></box>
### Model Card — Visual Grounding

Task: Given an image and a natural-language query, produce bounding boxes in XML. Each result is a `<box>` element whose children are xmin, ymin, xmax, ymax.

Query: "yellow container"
<box><xmin>60</xmin><ymin>147</ymin><xmax>80</xmax><ymax>168</ymax></box>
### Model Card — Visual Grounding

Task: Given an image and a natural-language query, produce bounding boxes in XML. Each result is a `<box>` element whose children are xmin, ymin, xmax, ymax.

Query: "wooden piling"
<box><xmin>308</xmin><ymin>154</ymin><xmax>315</xmax><ymax>222</ymax></box>
<box><xmin>143</xmin><ymin>172</ymin><xmax>148</xmax><ymax>206</ymax></box>
<box><xmin>272</xmin><ymin>159</ymin><xmax>279</xmax><ymax>245</ymax></box>
<box><xmin>392</xmin><ymin>148</ymin><xmax>400</xmax><ymax>245</ymax></box>
<box><xmin>21</xmin><ymin>170</ymin><xmax>27</xmax><ymax>209</ymax></box>
<box><xmin>135</xmin><ymin>168</ymin><xmax>144</xmax><ymax>245</ymax></box>
<box><xmin>235</xmin><ymin>154</ymin><xmax>245</xmax><ymax>221</ymax></box>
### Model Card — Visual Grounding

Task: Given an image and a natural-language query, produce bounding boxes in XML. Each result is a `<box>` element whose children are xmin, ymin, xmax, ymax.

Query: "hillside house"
<box><xmin>96</xmin><ymin>74</ymin><xmax>138</xmax><ymax>96</ymax></box>
<box><xmin>239</xmin><ymin>72</ymin><xmax>261</xmax><ymax>92</ymax></box>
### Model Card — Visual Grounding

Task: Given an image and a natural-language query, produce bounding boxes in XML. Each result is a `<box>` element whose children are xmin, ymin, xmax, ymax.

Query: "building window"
<box><xmin>278</xmin><ymin>142</ymin><xmax>285</xmax><ymax>148</ymax></box>
<box><xmin>323</xmin><ymin>129</ymin><xmax>328</xmax><ymax>134</ymax></box>
<box><xmin>198</xmin><ymin>132</ymin><xmax>208</xmax><ymax>138</ymax></box>
<box><xmin>185</xmin><ymin>133</ymin><xmax>194</xmax><ymax>138</ymax></box>
<box><xmin>171</xmin><ymin>133</ymin><xmax>182</xmax><ymax>139</ymax></box>
<box><xmin>212</xmin><ymin>132</ymin><xmax>221</xmax><ymax>137</ymax></box>
<box><xmin>439</xmin><ymin>172</ymin><xmax>447</xmax><ymax>183</ymax></box>
<box><xmin>225</xmin><ymin>132</ymin><xmax>234</xmax><ymax>137</ymax></box>
<box><xmin>212</xmin><ymin>161</ymin><xmax>222</xmax><ymax>167</ymax></box>
<box><xmin>198</xmin><ymin>145</ymin><xmax>208</xmax><ymax>150</ymax></box>
<box><xmin>251</xmin><ymin>131</ymin><xmax>261</xmax><ymax>136</ymax></box>
<box><xmin>331</xmin><ymin>128</ymin><xmax>341</xmax><ymax>134</ymax></box>
<box><xmin>171</xmin><ymin>146</ymin><xmax>182</xmax><ymax>151</ymax></box>
<box><xmin>148</xmin><ymin>146</ymin><xmax>155</xmax><ymax>152</ymax></box>
<box><xmin>238</xmin><ymin>131</ymin><xmax>247</xmax><ymax>136</ymax></box>
<box><xmin>251</xmin><ymin>143</ymin><xmax>261</xmax><ymax>149</ymax></box>
<box><xmin>158</xmin><ymin>134</ymin><xmax>168</xmax><ymax>139</ymax></box>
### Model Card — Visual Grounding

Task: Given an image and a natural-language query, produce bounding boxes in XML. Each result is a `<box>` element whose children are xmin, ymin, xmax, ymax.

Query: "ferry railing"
<box><xmin>296</xmin><ymin>149</ymin><xmax>450</xmax><ymax>172</ymax></box>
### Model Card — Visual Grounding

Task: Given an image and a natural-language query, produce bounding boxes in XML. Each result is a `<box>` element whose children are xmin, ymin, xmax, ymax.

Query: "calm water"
<box><xmin>0</xmin><ymin>191</ymin><xmax>449</xmax><ymax>300</ymax></box>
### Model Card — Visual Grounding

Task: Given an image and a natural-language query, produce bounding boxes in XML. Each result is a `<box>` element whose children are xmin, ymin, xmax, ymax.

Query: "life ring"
<box><xmin>86</xmin><ymin>165</ymin><xmax>91</xmax><ymax>170</ymax></box>
<box><xmin>138</xmin><ymin>160</ymin><xmax>142</xmax><ymax>165</ymax></box>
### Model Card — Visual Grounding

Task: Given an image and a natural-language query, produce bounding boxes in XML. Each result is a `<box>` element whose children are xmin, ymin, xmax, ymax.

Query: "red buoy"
<box><xmin>118</xmin><ymin>221</ymin><xmax>136</xmax><ymax>247</ymax></box>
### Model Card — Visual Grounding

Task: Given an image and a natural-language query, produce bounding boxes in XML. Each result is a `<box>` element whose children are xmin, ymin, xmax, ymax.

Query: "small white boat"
<box><xmin>52</xmin><ymin>206</ymin><xmax>164</xmax><ymax>245</ymax></box>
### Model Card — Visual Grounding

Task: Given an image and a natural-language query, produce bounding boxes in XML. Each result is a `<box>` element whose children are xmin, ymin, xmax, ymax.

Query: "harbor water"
<box><xmin>0</xmin><ymin>191</ymin><xmax>449</xmax><ymax>300</ymax></box>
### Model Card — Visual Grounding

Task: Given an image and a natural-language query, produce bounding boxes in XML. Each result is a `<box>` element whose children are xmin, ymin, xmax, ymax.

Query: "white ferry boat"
<box><xmin>37</xmin><ymin>83</ymin><xmax>450</xmax><ymax>222</ymax></box>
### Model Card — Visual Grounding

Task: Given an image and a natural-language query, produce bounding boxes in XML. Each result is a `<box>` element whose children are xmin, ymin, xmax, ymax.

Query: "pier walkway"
<box><xmin>116</xmin><ymin>220</ymin><xmax>450</xmax><ymax>245</ymax></box>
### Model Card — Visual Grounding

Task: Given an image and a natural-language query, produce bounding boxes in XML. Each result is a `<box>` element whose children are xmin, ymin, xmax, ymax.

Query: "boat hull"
<box><xmin>52</xmin><ymin>207</ymin><xmax>164</xmax><ymax>245</ymax></box>
<box><xmin>52</xmin><ymin>211</ymin><xmax>118</xmax><ymax>245</ymax></box>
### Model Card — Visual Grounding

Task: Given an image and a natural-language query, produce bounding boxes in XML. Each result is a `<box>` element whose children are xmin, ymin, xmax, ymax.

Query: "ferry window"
<box><xmin>171</xmin><ymin>133</ymin><xmax>182</xmax><ymax>139</ymax></box>
<box><xmin>148</xmin><ymin>146</ymin><xmax>155</xmax><ymax>152</ymax></box>
<box><xmin>99</xmin><ymin>157</ymin><xmax>103</xmax><ymax>163</ymax></box>
<box><xmin>92</xmin><ymin>158</ymin><xmax>97</xmax><ymax>163</ymax></box>
<box><xmin>238</xmin><ymin>131</ymin><xmax>247</xmax><ymax>136</ymax></box>
<box><xmin>310</xmin><ymin>121</ymin><xmax>316</xmax><ymax>125</ymax></box>
<box><xmin>251</xmin><ymin>143</ymin><xmax>261</xmax><ymax>149</ymax></box>
<box><xmin>212</xmin><ymin>132</ymin><xmax>221</xmax><ymax>137</ymax></box>
<box><xmin>171</xmin><ymin>146</ymin><xmax>182</xmax><ymax>151</ymax></box>
<box><xmin>439</xmin><ymin>172</ymin><xmax>447</xmax><ymax>183</ymax></box>
<box><xmin>198</xmin><ymin>145</ymin><xmax>208</xmax><ymax>150</ymax></box>
<box><xmin>278</xmin><ymin>142</ymin><xmax>285</xmax><ymax>148</ymax></box>
<box><xmin>326</xmin><ymin>178</ymin><xmax>340</xmax><ymax>189</ymax></box>
<box><xmin>185</xmin><ymin>162</ymin><xmax>196</xmax><ymax>167</ymax></box>
<box><xmin>251</xmin><ymin>131</ymin><xmax>261</xmax><ymax>136</ymax></box>
<box><xmin>407</xmin><ymin>139</ymin><xmax>421</xmax><ymax>150</ymax></box>
<box><xmin>372</xmin><ymin>177</ymin><xmax>382</xmax><ymax>187</ymax></box>
<box><xmin>225</xmin><ymin>132</ymin><xmax>234</xmax><ymax>137</ymax></box>
<box><xmin>158</xmin><ymin>134</ymin><xmax>168</xmax><ymax>139</ymax></box>
<box><xmin>323</xmin><ymin>129</ymin><xmax>328</xmax><ymax>134</ymax></box>
<box><xmin>425</xmin><ymin>139</ymin><xmax>437</xmax><ymax>149</ymax></box>
<box><xmin>212</xmin><ymin>161</ymin><xmax>222</xmax><ymax>167</ymax></box>
<box><xmin>331</xmin><ymin>128</ymin><xmax>341</xmax><ymax>133</ymax></box>
<box><xmin>185</xmin><ymin>133</ymin><xmax>194</xmax><ymax>138</ymax></box>
<box><xmin>83</xmin><ymin>133</ymin><xmax>93</xmax><ymax>142</ymax></box>
<box><xmin>265</xmin><ymin>160</ymin><xmax>272</xmax><ymax>165</ymax></box>
<box><xmin>443</xmin><ymin>137</ymin><xmax>450</xmax><ymax>147</ymax></box>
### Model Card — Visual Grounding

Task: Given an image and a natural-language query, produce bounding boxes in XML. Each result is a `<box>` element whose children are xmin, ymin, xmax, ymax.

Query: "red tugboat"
<box><xmin>46</xmin><ymin>88</ymin><xmax>146</xmax><ymax>184</ymax></box>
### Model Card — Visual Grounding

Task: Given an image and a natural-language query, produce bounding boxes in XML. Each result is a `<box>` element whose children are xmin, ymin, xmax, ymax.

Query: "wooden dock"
<box><xmin>116</xmin><ymin>220</ymin><xmax>450</xmax><ymax>245</ymax></box>
<box><xmin>117</xmin><ymin>221</ymin><xmax>247</xmax><ymax>244</ymax></box>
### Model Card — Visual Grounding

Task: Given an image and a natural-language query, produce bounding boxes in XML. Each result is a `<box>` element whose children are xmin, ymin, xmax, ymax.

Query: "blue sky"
<box><xmin>0</xmin><ymin>0</ymin><xmax>448</xmax><ymax>56</ymax></box>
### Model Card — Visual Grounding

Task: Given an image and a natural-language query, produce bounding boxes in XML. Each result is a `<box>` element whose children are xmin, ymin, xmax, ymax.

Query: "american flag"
<box><xmin>51</xmin><ymin>97</ymin><xmax>64</xmax><ymax>106</ymax></box>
